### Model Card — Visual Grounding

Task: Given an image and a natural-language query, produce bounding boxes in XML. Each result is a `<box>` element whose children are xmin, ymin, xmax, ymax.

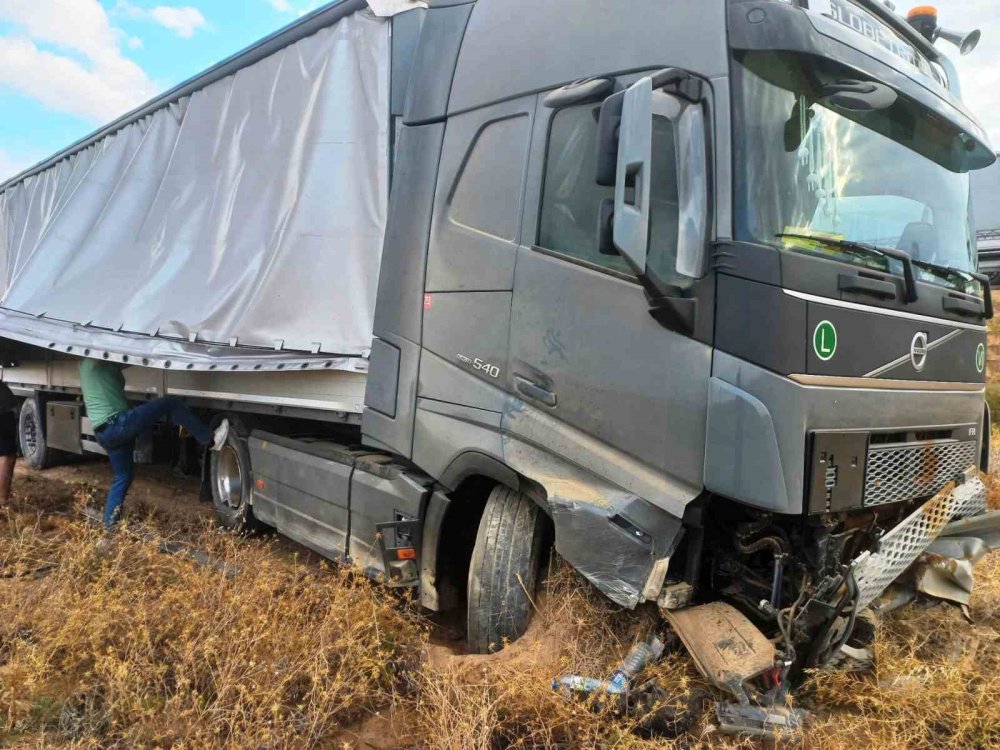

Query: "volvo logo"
<box><xmin>910</xmin><ymin>331</ymin><xmax>929</xmax><ymax>372</ymax></box>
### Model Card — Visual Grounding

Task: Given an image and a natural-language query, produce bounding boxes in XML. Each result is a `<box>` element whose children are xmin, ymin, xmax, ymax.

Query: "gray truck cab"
<box><xmin>364</xmin><ymin>0</ymin><xmax>994</xmax><ymax>667</ymax></box>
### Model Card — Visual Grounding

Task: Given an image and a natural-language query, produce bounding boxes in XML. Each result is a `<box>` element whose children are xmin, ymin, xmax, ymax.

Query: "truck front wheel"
<box><xmin>467</xmin><ymin>485</ymin><xmax>546</xmax><ymax>654</ymax></box>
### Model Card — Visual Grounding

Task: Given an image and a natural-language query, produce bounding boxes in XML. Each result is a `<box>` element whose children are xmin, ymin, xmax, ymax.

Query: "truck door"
<box><xmin>505</xmin><ymin>81</ymin><xmax>713</xmax><ymax>511</ymax></box>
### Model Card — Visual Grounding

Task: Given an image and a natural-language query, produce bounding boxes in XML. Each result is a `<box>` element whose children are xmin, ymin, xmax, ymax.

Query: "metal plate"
<box><xmin>665</xmin><ymin>602</ymin><xmax>776</xmax><ymax>695</ymax></box>
<box><xmin>45</xmin><ymin>401</ymin><xmax>82</xmax><ymax>455</ymax></box>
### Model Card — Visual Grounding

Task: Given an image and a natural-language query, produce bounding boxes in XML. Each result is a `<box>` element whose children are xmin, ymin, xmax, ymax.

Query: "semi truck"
<box><xmin>0</xmin><ymin>0</ymin><xmax>995</xmax><ymax>701</ymax></box>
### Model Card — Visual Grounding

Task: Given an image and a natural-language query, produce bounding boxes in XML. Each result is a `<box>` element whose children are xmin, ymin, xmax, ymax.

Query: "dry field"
<box><xmin>0</xmin><ymin>459</ymin><xmax>998</xmax><ymax>749</ymax></box>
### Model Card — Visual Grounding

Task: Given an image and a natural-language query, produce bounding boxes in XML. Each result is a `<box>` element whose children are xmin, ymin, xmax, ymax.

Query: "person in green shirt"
<box><xmin>80</xmin><ymin>359</ymin><xmax>228</xmax><ymax>530</ymax></box>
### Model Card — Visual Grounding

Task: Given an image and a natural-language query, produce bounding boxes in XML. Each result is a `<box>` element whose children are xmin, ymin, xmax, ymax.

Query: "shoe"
<box><xmin>95</xmin><ymin>535</ymin><xmax>116</xmax><ymax>557</ymax></box>
<box><xmin>211</xmin><ymin>419</ymin><xmax>230</xmax><ymax>452</ymax></box>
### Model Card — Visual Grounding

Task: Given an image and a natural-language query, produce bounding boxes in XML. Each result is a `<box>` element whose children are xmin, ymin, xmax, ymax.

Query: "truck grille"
<box><xmin>864</xmin><ymin>440</ymin><xmax>978</xmax><ymax>507</ymax></box>
<box><xmin>853</xmin><ymin>471</ymin><xmax>986</xmax><ymax>609</ymax></box>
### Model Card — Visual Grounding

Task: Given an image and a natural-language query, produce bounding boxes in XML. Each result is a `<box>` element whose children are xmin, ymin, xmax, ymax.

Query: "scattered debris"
<box><xmin>715</xmin><ymin>700</ymin><xmax>809</xmax><ymax>740</ymax></box>
<box><xmin>665</xmin><ymin>601</ymin><xmax>776</xmax><ymax>698</ymax></box>
<box><xmin>553</xmin><ymin>634</ymin><xmax>665</xmax><ymax>697</ymax></box>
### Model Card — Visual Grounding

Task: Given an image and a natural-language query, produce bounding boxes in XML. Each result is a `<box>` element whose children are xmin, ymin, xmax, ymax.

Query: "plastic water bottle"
<box><xmin>553</xmin><ymin>635</ymin><xmax>665</xmax><ymax>696</ymax></box>
<box><xmin>606</xmin><ymin>636</ymin><xmax>665</xmax><ymax>692</ymax></box>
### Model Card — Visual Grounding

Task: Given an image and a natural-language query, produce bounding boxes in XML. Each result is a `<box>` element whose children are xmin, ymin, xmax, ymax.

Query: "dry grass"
<box><xmin>804</xmin><ymin>552</ymin><xmax>1000</xmax><ymax>749</ymax></box>
<box><xmin>0</xmin><ymin>462</ymin><xmax>999</xmax><ymax>749</ymax></box>
<box><xmin>0</xmin><ymin>483</ymin><xmax>425</xmax><ymax>749</ymax></box>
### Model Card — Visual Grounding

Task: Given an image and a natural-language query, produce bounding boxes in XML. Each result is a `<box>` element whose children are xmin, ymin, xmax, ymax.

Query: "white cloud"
<box><xmin>128</xmin><ymin>36</ymin><xmax>144</xmax><ymax>50</ymax></box>
<box><xmin>0</xmin><ymin>0</ymin><xmax>156</xmax><ymax>122</ymax></box>
<box><xmin>149</xmin><ymin>6</ymin><xmax>207</xmax><ymax>39</ymax></box>
<box><xmin>115</xmin><ymin>3</ymin><xmax>208</xmax><ymax>39</ymax></box>
<box><xmin>0</xmin><ymin>149</ymin><xmax>35</xmax><ymax>184</ymax></box>
<box><xmin>266</xmin><ymin>0</ymin><xmax>326</xmax><ymax>16</ymax></box>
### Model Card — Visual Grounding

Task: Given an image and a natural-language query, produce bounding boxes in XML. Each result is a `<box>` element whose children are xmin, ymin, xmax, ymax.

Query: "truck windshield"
<box><xmin>734</xmin><ymin>64</ymin><xmax>978</xmax><ymax>290</ymax></box>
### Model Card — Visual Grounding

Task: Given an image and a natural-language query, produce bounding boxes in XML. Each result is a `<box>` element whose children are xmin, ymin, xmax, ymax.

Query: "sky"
<box><xmin>0</xmin><ymin>0</ymin><xmax>331</xmax><ymax>182</ymax></box>
<box><xmin>0</xmin><ymin>0</ymin><xmax>998</xmax><ymax>183</ymax></box>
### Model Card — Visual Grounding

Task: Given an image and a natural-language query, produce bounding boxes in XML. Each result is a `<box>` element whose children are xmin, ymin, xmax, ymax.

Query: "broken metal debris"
<box><xmin>715</xmin><ymin>701</ymin><xmax>809</xmax><ymax>740</ymax></box>
<box><xmin>664</xmin><ymin>602</ymin><xmax>776</xmax><ymax>698</ymax></box>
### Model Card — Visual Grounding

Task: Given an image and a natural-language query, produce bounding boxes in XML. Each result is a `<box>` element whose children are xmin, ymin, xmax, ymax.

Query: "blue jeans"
<box><xmin>95</xmin><ymin>396</ymin><xmax>212</xmax><ymax>529</ymax></box>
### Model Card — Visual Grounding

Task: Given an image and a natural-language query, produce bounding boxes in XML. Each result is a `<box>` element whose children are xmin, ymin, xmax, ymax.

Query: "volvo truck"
<box><xmin>0</xmin><ymin>0</ymin><xmax>995</xmax><ymax>700</ymax></box>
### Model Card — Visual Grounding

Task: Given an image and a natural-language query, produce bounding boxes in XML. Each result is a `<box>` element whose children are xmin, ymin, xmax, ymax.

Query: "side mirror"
<box><xmin>612</xmin><ymin>76</ymin><xmax>654</xmax><ymax>275</ymax></box>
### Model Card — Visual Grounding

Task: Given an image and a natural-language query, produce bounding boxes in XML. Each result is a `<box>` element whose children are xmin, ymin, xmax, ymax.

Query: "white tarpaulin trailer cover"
<box><xmin>0</xmin><ymin>8</ymin><xmax>389</xmax><ymax>370</ymax></box>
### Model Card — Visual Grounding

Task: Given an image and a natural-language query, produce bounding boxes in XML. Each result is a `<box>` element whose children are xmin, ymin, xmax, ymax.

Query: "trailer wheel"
<box><xmin>467</xmin><ymin>485</ymin><xmax>546</xmax><ymax>654</ymax></box>
<box><xmin>209</xmin><ymin>422</ymin><xmax>265</xmax><ymax>534</ymax></box>
<box><xmin>18</xmin><ymin>398</ymin><xmax>53</xmax><ymax>470</ymax></box>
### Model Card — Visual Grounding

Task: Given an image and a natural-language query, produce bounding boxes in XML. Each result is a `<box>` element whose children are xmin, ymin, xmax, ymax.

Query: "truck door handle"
<box><xmin>514</xmin><ymin>376</ymin><xmax>557</xmax><ymax>407</ymax></box>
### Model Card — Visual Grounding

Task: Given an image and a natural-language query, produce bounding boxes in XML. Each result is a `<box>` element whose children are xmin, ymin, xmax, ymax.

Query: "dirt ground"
<box><xmin>1</xmin><ymin>457</ymin><xmax>999</xmax><ymax>749</ymax></box>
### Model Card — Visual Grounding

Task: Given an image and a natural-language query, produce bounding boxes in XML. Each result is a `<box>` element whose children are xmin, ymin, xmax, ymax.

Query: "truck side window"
<box><xmin>539</xmin><ymin>105</ymin><xmax>684</xmax><ymax>283</ymax></box>
<box><xmin>538</xmin><ymin>105</ymin><xmax>633</xmax><ymax>275</ymax></box>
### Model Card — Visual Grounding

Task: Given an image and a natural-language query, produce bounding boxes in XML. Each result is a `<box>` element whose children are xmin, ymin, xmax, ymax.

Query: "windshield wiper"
<box><xmin>776</xmin><ymin>233</ymin><xmax>918</xmax><ymax>303</ymax></box>
<box><xmin>911</xmin><ymin>258</ymin><xmax>971</xmax><ymax>283</ymax></box>
<box><xmin>911</xmin><ymin>259</ymin><xmax>994</xmax><ymax>319</ymax></box>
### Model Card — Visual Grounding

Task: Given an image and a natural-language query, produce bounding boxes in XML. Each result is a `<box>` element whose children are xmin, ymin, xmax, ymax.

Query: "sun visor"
<box><xmin>729</xmin><ymin>1</ymin><xmax>995</xmax><ymax>172</ymax></box>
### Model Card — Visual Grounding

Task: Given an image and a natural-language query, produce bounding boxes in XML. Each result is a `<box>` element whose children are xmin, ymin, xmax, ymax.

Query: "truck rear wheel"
<box><xmin>18</xmin><ymin>398</ymin><xmax>53</xmax><ymax>470</ymax></box>
<box><xmin>209</xmin><ymin>419</ymin><xmax>266</xmax><ymax>534</ymax></box>
<box><xmin>467</xmin><ymin>485</ymin><xmax>546</xmax><ymax>654</ymax></box>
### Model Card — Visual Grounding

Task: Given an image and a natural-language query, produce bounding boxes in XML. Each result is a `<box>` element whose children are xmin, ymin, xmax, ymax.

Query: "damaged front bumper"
<box><xmin>852</xmin><ymin>466</ymin><xmax>988</xmax><ymax>610</ymax></box>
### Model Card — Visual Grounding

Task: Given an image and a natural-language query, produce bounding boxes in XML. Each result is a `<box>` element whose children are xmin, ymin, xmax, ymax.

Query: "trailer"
<box><xmin>1</xmin><ymin>0</ymin><xmax>997</xmax><ymax>713</ymax></box>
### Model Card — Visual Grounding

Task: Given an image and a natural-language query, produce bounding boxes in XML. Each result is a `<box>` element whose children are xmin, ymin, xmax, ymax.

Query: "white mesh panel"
<box><xmin>853</xmin><ymin>474</ymin><xmax>987</xmax><ymax>609</ymax></box>
<box><xmin>865</xmin><ymin>441</ymin><xmax>978</xmax><ymax>507</ymax></box>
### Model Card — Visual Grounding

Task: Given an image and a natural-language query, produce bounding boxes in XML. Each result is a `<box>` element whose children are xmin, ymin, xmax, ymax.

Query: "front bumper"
<box><xmin>707</xmin><ymin>351</ymin><xmax>986</xmax><ymax>514</ymax></box>
<box><xmin>852</xmin><ymin>466</ymin><xmax>988</xmax><ymax>609</ymax></box>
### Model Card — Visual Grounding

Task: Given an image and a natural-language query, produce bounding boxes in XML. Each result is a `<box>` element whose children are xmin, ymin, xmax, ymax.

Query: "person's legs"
<box><xmin>0</xmin><ymin>455</ymin><xmax>15</xmax><ymax>503</ymax></box>
<box><xmin>0</xmin><ymin>410</ymin><xmax>17</xmax><ymax>503</ymax></box>
<box><xmin>118</xmin><ymin>396</ymin><xmax>213</xmax><ymax>446</ymax></box>
<box><xmin>103</xmin><ymin>441</ymin><xmax>135</xmax><ymax>529</ymax></box>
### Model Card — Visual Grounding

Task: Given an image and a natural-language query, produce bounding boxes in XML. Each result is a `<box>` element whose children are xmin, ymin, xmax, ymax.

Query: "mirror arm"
<box><xmin>647</xmin><ymin>292</ymin><xmax>697</xmax><ymax>336</ymax></box>
<box><xmin>544</xmin><ymin>77</ymin><xmax>617</xmax><ymax>109</ymax></box>
<box><xmin>636</xmin><ymin>274</ymin><xmax>697</xmax><ymax>336</ymax></box>
<box><xmin>876</xmin><ymin>246</ymin><xmax>918</xmax><ymax>303</ymax></box>
<box><xmin>970</xmin><ymin>271</ymin><xmax>994</xmax><ymax>319</ymax></box>
<box><xmin>650</xmin><ymin>68</ymin><xmax>707</xmax><ymax>103</ymax></box>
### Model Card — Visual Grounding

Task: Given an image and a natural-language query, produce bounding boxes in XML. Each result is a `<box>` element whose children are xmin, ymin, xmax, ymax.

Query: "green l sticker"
<box><xmin>813</xmin><ymin>320</ymin><xmax>838</xmax><ymax>362</ymax></box>
<box><xmin>976</xmin><ymin>343</ymin><xmax>986</xmax><ymax>374</ymax></box>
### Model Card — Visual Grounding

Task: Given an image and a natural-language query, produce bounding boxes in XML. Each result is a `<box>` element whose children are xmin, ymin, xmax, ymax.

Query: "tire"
<box><xmin>19</xmin><ymin>398</ymin><xmax>53</xmax><ymax>470</ymax></box>
<box><xmin>467</xmin><ymin>485</ymin><xmax>546</xmax><ymax>654</ymax></box>
<box><xmin>209</xmin><ymin>418</ymin><xmax>266</xmax><ymax>534</ymax></box>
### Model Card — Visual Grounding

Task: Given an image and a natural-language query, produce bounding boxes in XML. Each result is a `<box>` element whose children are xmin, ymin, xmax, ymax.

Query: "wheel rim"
<box><xmin>215</xmin><ymin>444</ymin><xmax>244</xmax><ymax>510</ymax></box>
<box><xmin>22</xmin><ymin>410</ymin><xmax>38</xmax><ymax>456</ymax></box>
